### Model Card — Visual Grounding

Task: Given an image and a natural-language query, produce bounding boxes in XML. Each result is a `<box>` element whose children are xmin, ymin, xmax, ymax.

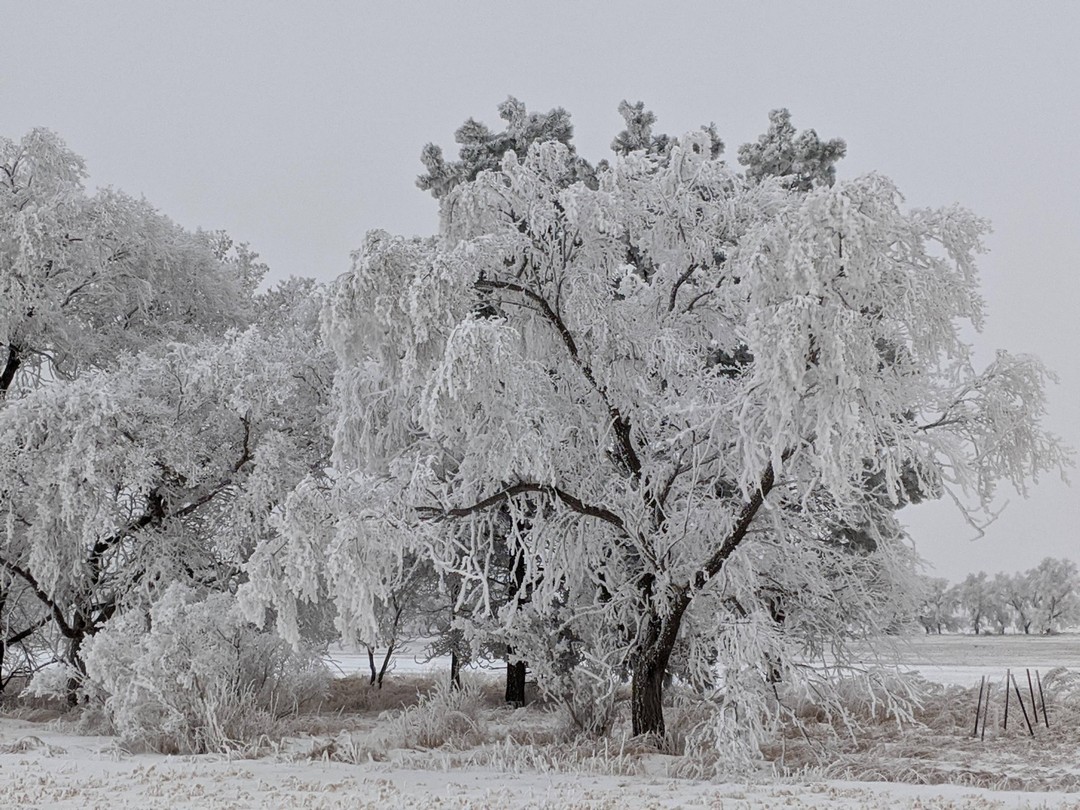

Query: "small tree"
<box><xmin>1002</xmin><ymin>569</ymin><xmax>1036</xmax><ymax>633</ymax></box>
<box><xmin>988</xmin><ymin>573</ymin><xmax>1013</xmax><ymax>634</ymax></box>
<box><xmin>1029</xmin><ymin>557</ymin><xmax>1080</xmax><ymax>634</ymax></box>
<box><xmin>957</xmin><ymin>572</ymin><xmax>998</xmax><ymax>635</ymax></box>
<box><xmin>917</xmin><ymin>576</ymin><xmax>959</xmax><ymax>634</ymax></box>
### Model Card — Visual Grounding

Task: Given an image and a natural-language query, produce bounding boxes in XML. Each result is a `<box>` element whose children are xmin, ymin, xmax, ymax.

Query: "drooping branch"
<box><xmin>418</xmin><ymin>481</ymin><xmax>626</xmax><ymax>534</ymax></box>
<box><xmin>474</xmin><ymin>278</ymin><xmax>642</xmax><ymax>478</ymax></box>
<box><xmin>90</xmin><ymin>415</ymin><xmax>254</xmax><ymax>562</ymax></box>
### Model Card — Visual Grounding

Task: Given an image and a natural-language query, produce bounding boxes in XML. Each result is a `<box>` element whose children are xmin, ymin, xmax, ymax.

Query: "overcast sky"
<box><xmin>4</xmin><ymin>1</ymin><xmax>1077</xmax><ymax>581</ymax></box>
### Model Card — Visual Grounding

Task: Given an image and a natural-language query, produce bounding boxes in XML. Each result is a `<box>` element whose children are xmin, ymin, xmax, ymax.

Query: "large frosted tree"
<box><xmin>263</xmin><ymin>105</ymin><xmax>1067</xmax><ymax>740</ymax></box>
<box><xmin>0</xmin><ymin>292</ymin><xmax>332</xmax><ymax>692</ymax></box>
<box><xmin>0</xmin><ymin>128</ymin><xmax>313</xmax><ymax>690</ymax></box>
<box><xmin>1</xmin><ymin>129</ymin><xmax>261</xmax><ymax>397</ymax></box>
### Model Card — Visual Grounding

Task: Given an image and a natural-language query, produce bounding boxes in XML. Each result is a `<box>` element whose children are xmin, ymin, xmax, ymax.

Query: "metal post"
<box><xmin>1037</xmin><ymin>669</ymin><xmax>1049</xmax><ymax>729</ymax></box>
<box><xmin>1011</xmin><ymin>671</ymin><xmax>1034</xmax><ymax>737</ymax></box>
<box><xmin>1004</xmin><ymin>669</ymin><xmax>1010</xmax><ymax>730</ymax></box>
<box><xmin>1026</xmin><ymin>669</ymin><xmax>1038</xmax><ymax>725</ymax></box>
<box><xmin>973</xmin><ymin>675</ymin><xmax>985</xmax><ymax>737</ymax></box>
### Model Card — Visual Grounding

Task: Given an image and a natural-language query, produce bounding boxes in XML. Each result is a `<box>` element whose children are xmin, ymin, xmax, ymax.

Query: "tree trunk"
<box><xmin>65</xmin><ymin>612</ymin><xmax>91</xmax><ymax>707</ymax></box>
<box><xmin>377</xmin><ymin>644</ymin><xmax>394</xmax><ymax>688</ymax></box>
<box><xmin>629</xmin><ymin>607</ymin><xmax>682</xmax><ymax>740</ymax></box>
<box><xmin>366</xmin><ymin>646</ymin><xmax>377</xmax><ymax>686</ymax></box>
<box><xmin>631</xmin><ymin>653</ymin><xmax>669</xmax><ymax>739</ymax></box>
<box><xmin>0</xmin><ymin>591</ymin><xmax>6</xmax><ymax>695</ymax></box>
<box><xmin>0</xmin><ymin>344</ymin><xmax>20</xmax><ymax>395</ymax></box>
<box><xmin>504</xmin><ymin>550</ymin><xmax>528</xmax><ymax>706</ymax></box>
<box><xmin>450</xmin><ymin>649</ymin><xmax>462</xmax><ymax>690</ymax></box>
<box><xmin>505</xmin><ymin>653</ymin><xmax>526</xmax><ymax>706</ymax></box>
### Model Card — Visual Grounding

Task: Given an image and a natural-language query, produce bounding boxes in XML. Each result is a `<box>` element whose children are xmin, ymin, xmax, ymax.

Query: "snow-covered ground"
<box><xmin>1</xmin><ymin>715</ymin><xmax>1077</xmax><ymax>809</ymax></box>
<box><xmin>3</xmin><ymin>635</ymin><xmax>1080</xmax><ymax>808</ymax></box>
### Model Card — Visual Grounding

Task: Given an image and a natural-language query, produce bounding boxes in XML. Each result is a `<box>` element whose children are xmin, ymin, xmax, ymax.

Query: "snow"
<box><xmin>4</xmin><ymin>635</ymin><xmax>1080</xmax><ymax>807</ymax></box>
<box><xmin>1</xmin><ymin>715</ymin><xmax>1078</xmax><ymax>809</ymax></box>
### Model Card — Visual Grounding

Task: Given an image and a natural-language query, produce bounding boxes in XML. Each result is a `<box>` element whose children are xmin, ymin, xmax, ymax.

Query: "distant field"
<box><xmin>864</xmin><ymin>633</ymin><xmax>1080</xmax><ymax>686</ymax></box>
<box><xmin>328</xmin><ymin>634</ymin><xmax>1080</xmax><ymax>689</ymax></box>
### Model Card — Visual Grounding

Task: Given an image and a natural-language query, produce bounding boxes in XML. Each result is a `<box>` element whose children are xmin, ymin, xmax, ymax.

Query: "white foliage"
<box><xmin>268</xmin><ymin>127</ymin><xmax>1068</xmax><ymax>742</ymax></box>
<box><xmin>80</xmin><ymin>583</ymin><xmax>328</xmax><ymax>753</ymax></box>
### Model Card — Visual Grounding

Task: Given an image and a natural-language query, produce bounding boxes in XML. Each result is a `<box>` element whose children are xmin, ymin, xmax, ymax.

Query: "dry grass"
<box><xmin>8</xmin><ymin>650</ymin><xmax>1080</xmax><ymax>793</ymax></box>
<box><xmin>766</xmin><ymin>668</ymin><xmax>1080</xmax><ymax>791</ymax></box>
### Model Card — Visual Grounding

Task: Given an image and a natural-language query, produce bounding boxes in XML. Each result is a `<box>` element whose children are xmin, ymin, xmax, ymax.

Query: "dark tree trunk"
<box><xmin>629</xmin><ymin>607</ymin><xmax>683</xmax><ymax>740</ymax></box>
<box><xmin>450</xmin><ymin>649</ymin><xmax>462</xmax><ymax>690</ymax></box>
<box><xmin>505</xmin><ymin>655</ymin><xmax>526</xmax><ymax>706</ymax></box>
<box><xmin>65</xmin><ymin>611</ymin><xmax>92</xmax><ymax>706</ymax></box>
<box><xmin>0</xmin><ymin>344</ymin><xmax>20</xmax><ymax>395</ymax></box>
<box><xmin>504</xmin><ymin>550</ymin><xmax>528</xmax><ymax>706</ymax></box>
<box><xmin>367</xmin><ymin>646</ymin><xmax>377</xmax><ymax>686</ymax></box>
<box><xmin>631</xmin><ymin>644</ymin><xmax>674</xmax><ymax>739</ymax></box>
<box><xmin>377</xmin><ymin>644</ymin><xmax>394</xmax><ymax>688</ymax></box>
<box><xmin>0</xmin><ymin>588</ymin><xmax>6</xmax><ymax>693</ymax></box>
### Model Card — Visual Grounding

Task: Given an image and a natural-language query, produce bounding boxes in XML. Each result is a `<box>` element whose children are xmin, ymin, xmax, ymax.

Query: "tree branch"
<box><xmin>695</xmin><ymin>462</ymin><xmax>778</xmax><ymax>588</ymax></box>
<box><xmin>418</xmin><ymin>482</ymin><xmax>626</xmax><ymax>534</ymax></box>
<box><xmin>667</xmin><ymin>263</ymin><xmax>701</xmax><ymax>313</ymax></box>
<box><xmin>0</xmin><ymin>555</ymin><xmax>76</xmax><ymax>638</ymax></box>
<box><xmin>474</xmin><ymin>278</ymin><xmax>642</xmax><ymax>477</ymax></box>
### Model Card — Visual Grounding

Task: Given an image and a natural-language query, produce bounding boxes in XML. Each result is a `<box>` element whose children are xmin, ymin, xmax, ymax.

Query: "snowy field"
<box><xmin>3</xmin><ymin>635</ymin><xmax>1080</xmax><ymax>808</ymax></box>
<box><xmin>841</xmin><ymin>633</ymin><xmax>1080</xmax><ymax>688</ymax></box>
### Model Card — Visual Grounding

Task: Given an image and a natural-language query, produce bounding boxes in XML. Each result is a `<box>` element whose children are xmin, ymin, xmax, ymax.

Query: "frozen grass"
<box><xmin>767</xmin><ymin>667</ymin><xmax>1080</xmax><ymax>791</ymax></box>
<box><xmin>5</xmin><ymin>636</ymin><xmax>1080</xmax><ymax>805</ymax></box>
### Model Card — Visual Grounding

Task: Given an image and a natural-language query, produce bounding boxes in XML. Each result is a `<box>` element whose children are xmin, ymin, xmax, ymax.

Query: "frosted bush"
<box><xmin>81</xmin><ymin>583</ymin><xmax>329</xmax><ymax>753</ymax></box>
<box><xmin>380</xmin><ymin>678</ymin><xmax>487</xmax><ymax>750</ymax></box>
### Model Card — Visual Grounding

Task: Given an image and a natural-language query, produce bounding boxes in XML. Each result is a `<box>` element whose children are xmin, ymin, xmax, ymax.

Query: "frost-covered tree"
<box><xmin>988</xmin><ymin>572</ymin><xmax>1013</xmax><ymax>634</ymax></box>
<box><xmin>0</xmin><ymin>284</ymin><xmax>332</xmax><ymax>695</ymax></box>
<box><xmin>1002</xmin><ymin>569</ymin><xmax>1036</xmax><ymax>634</ymax></box>
<box><xmin>738</xmin><ymin>108</ymin><xmax>847</xmax><ymax>191</ymax></box>
<box><xmin>0</xmin><ymin>129</ymin><xmax>262</xmax><ymax>397</ymax></box>
<box><xmin>0</xmin><ymin>129</ymin><xmax>270</xmax><ymax>687</ymax></box>
<box><xmin>266</xmin><ymin>105</ymin><xmax>1066</xmax><ymax>741</ymax></box>
<box><xmin>418</xmin><ymin>96</ymin><xmax>591</xmax><ymax>200</ymax></box>
<box><xmin>1028</xmin><ymin>557</ymin><xmax>1080</xmax><ymax>634</ymax></box>
<box><xmin>916</xmin><ymin>576</ymin><xmax>959</xmax><ymax>634</ymax></box>
<box><xmin>956</xmin><ymin>572</ymin><xmax>998</xmax><ymax>635</ymax></box>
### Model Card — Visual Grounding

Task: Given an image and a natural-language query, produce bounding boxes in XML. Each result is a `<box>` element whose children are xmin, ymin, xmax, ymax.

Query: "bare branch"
<box><xmin>418</xmin><ymin>482</ymin><xmax>626</xmax><ymax>534</ymax></box>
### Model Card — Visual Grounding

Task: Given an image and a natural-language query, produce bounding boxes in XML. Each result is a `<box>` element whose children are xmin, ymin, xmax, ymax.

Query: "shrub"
<box><xmin>80</xmin><ymin>583</ymin><xmax>330</xmax><ymax>753</ymax></box>
<box><xmin>379</xmin><ymin>678</ymin><xmax>488</xmax><ymax>750</ymax></box>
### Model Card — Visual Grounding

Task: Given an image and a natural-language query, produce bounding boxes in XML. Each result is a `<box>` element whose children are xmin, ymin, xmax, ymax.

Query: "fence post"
<box><xmin>973</xmin><ymin>675</ymin><xmax>985</xmax><ymax>738</ymax></box>
<box><xmin>1011</xmin><ymin>671</ymin><xmax>1035</xmax><ymax>737</ymax></box>
<box><xmin>1037</xmin><ymin>669</ymin><xmax>1049</xmax><ymax>729</ymax></box>
<box><xmin>1004</xmin><ymin>669</ymin><xmax>1010</xmax><ymax>730</ymax></box>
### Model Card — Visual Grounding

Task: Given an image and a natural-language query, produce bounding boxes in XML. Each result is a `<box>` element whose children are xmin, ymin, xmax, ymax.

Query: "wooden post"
<box><xmin>1011</xmin><ymin>672</ymin><xmax>1034</xmax><ymax>737</ymax></box>
<box><xmin>981</xmin><ymin>680</ymin><xmax>991</xmax><ymax>741</ymax></box>
<box><xmin>973</xmin><ymin>676</ymin><xmax>985</xmax><ymax>737</ymax></box>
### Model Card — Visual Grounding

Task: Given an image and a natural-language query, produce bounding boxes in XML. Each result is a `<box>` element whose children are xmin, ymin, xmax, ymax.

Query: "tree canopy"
<box><xmin>259</xmin><ymin>100</ymin><xmax>1068</xmax><ymax>739</ymax></box>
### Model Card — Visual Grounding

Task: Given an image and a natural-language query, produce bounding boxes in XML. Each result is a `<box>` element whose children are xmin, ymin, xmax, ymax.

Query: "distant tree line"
<box><xmin>917</xmin><ymin>557</ymin><xmax>1080</xmax><ymax>635</ymax></box>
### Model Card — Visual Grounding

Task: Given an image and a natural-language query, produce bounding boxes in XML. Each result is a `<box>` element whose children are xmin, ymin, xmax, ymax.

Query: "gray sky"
<box><xmin>4</xmin><ymin>1</ymin><xmax>1077</xmax><ymax>582</ymax></box>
